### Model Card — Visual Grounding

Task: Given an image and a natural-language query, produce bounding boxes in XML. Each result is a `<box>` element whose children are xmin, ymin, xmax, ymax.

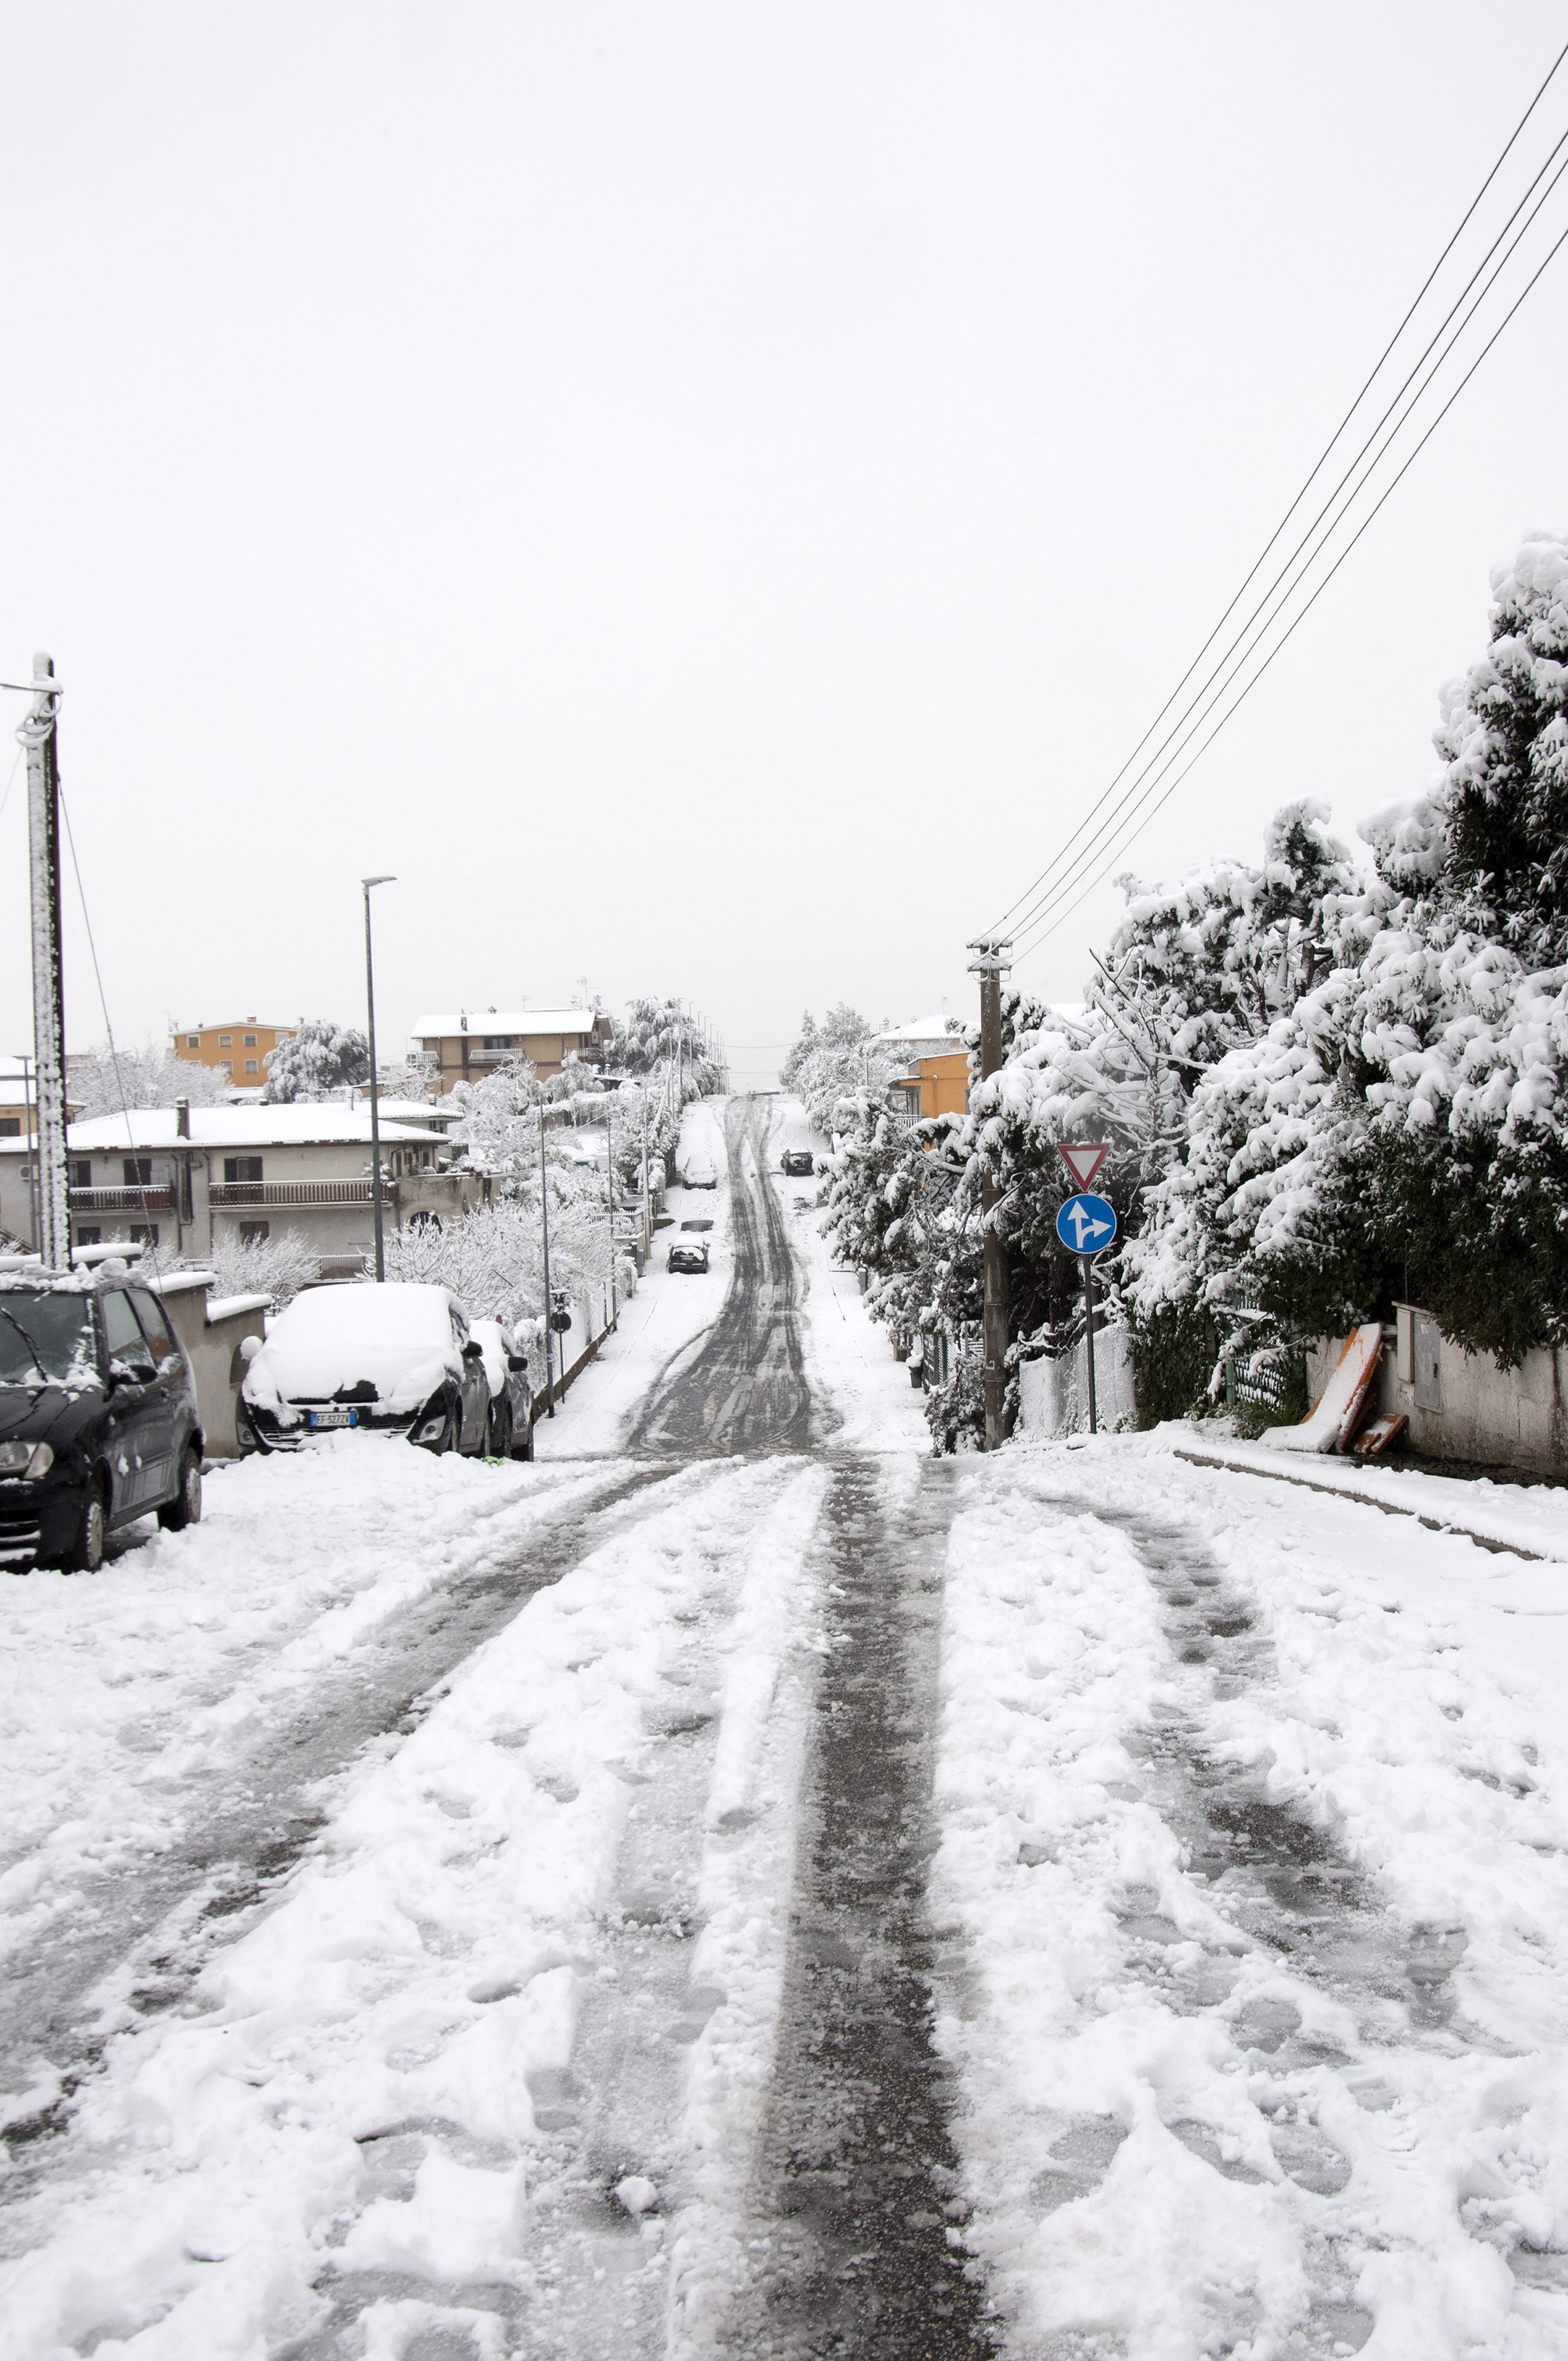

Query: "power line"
<box><xmin>985</xmin><ymin>32</ymin><xmax>1568</xmax><ymax>941</ymax></box>
<box><xmin>1009</xmin><ymin>208</ymin><xmax>1568</xmax><ymax>961</ymax></box>
<box><xmin>1006</xmin><ymin>136</ymin><xmax>1568</xmax><ymax>946</ymax></box>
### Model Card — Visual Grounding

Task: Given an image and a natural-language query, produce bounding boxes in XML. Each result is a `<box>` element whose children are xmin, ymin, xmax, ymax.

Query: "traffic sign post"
<box><xmin>1054</xmin><ymin>1168</ymin><xmax>1117</xmax><ymax>1437</ymax></box>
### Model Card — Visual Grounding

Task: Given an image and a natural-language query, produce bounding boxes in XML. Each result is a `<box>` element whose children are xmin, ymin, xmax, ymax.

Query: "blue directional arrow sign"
<box><xmin>1056</xmin><ymin>1191</ymin><xmax>1117</xmax><ymax>1256</ymax></box>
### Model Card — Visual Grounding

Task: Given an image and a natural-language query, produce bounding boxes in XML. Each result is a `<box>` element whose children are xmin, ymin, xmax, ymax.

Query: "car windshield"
<box><xmin>0</xmin><ymin>1290</ymin><xmax>97</xmax><ymax>1386</ymax></box>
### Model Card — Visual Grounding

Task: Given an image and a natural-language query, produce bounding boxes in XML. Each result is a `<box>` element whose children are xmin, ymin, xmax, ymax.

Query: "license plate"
<box><xmin>309</xmin><ymin>1408</ymin><xmax>358</xmax><ymax>1430</ymax></box>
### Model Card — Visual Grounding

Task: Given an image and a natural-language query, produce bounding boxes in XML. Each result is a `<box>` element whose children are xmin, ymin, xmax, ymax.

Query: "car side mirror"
<box><xmin>238</xmin><ymin>1334</ymin><xmax>263</xmax><ymax>1363</ymax></box>
<box><xmin>506</xmin><ymin>1352</ymin><xmax>527</xmax><ymax>1373</ymax></box>
<box><xmin>461</xmin><ymin>1338</ymin><xmax>484</xmax><ymax>1361</ymax></box>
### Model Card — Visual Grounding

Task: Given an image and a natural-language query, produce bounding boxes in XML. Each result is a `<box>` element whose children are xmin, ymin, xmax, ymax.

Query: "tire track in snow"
<box><xmin>719</xmin><ymin>1452</ymin><xmax>996</xmax><ymax>2359</ymax></box>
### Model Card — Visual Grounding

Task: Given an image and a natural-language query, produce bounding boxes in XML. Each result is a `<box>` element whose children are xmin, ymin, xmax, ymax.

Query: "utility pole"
<box><xmin>538</xmin><ymin>1102</ymin><xmax>555</xmax><ymax>1416</ymax></box>
<box><xmin>361</xmin><ymin>876</ymin><xmax>395</xmax><ymax>1280</ymax></box>
<box><xmin>967</xmin><ymin>934</ymin><xmax>1013</xmax><ymax>1450</ymax></box>
<box><xmin>606</xmin><ymin>1099</ymin><xmax>617</xmax><ymax>1331</ymax></box>
<box><xmin>18</xmin><ymin>659</ymin><xmax>69</xmax><ymax>1270</ymax></box>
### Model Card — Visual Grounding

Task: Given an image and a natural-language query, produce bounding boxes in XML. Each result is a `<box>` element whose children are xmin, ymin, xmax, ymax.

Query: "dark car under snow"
<box><xmin>0</xmin><ymin>1271</ymin><xmax>204</xmax><ymax>1572</ymax></box>
<box><xmin>781</xmin><ymin>1149</ymin><xmax>814</xmax><ymax>1177</ymax></box>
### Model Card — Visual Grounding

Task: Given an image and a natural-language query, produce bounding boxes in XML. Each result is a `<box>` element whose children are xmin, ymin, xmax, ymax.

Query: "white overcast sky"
<box><xmin>1</xmin><ymin>1</ymin><xmax>1565</xmax><ymax>1088</ymax></box>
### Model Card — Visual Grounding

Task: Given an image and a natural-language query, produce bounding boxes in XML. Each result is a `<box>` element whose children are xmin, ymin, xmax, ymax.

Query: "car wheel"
<box><xmin>428</xmin><ymin>1407</ymin><xmax>458</xmax><ymax>1455</ymax></box>
<box><xmin>64</xmin><ymin>1480</ymin><xmax>107</xmax><ymax>1574</ymax></box>
<box><xmin>489</xmin><ymin>1401</ymin><xmax>512</xmax><ymax>1459</ymax></box>
<box><xmin>514</xmin><ymin>1414</ymin><xmax>534</xmax><ymax>1461</ymax></box>
<box><xmin>158</xmin><ymin>1447</ymin><xmax>203</xmax><ymax>1532</ymax></box>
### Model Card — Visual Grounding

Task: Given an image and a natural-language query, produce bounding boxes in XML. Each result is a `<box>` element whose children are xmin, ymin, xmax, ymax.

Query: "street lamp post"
<box><xmin>361</xmin><ymin>875</ymin><xmax>396</xmax><ymax>1282</ymax></box>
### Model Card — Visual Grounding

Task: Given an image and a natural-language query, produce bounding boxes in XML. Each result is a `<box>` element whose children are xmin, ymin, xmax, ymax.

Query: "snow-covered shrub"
<box><xmin>261</xmin><ymin>1020</ymin><xmax>370</xmax><ymax>1103</ymax></box>
<box><xmin>186</xmin><ymin>1229</ymin><xmax>321</xmax><ymax>1309</ymax></box>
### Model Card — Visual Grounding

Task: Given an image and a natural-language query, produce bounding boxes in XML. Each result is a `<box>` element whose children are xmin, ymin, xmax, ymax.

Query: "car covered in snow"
<box><xmin>679</xmin><ymin>1149</ymin><xmax>719</xmax><ymax>1190</ymax></box>
<box><xmin>236</xmin><ymin>1282</ymin><xmax>493</xmax><ymax>1456</ymax></box>
<box><xmin>0</xmin><ymin>1267</ymin><xmax>203</xmax><ymax>1572</ymax></box>
<box><xmin>780</xmin><ymin>1148</ymin><xmax>813</xmax><ymax>1176</ymax></box>
<box><xmin>468</xmin><ymin>1317</ymin><xmax>535</xmax><ymax>1459</ymax></box>
<box><xmin>667</xmin><ymin>1235</ymin><xmax>710</xmax><ymax>1275</ymax></box>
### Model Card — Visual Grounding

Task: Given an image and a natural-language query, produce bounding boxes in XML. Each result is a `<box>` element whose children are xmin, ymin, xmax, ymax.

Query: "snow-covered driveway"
<box><xmin>3</xmin><ymin>1096</ymin><xmax>1567</xmax><ymax>2359</ymax></box>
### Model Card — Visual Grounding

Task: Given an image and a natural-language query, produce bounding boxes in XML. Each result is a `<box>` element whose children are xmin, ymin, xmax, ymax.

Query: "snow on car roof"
<box><xmin>270</xmin><ymin>1282</ymin><xmax>459</xmax><ymax>1343</ymax></box>
<box><xmin>0</xmin><ymin>1106</ymin><xmax>446</xmax><ymax>1153</ymax></box>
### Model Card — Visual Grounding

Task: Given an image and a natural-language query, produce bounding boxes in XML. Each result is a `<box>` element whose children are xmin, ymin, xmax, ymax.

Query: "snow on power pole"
<box><xmin>967</xmin><ymin>934</ymin><xmax>1012</xmax><ymax>1450</ymax></box>
<box><xmin>19</xmin><ymin>657</ymin><xmax>69</xmax><ymax>1269</ymax></box>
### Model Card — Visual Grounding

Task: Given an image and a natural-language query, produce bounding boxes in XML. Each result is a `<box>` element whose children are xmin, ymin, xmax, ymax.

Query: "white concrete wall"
<box><xmin>1306</xmin><ymin>1320</ymin><xmax>1568</xmax><ymax>1476</ymax></box>
<box><xmin>1017</xmin><ymin>1326</ymin><xmax>1137</xmax><ymax>1438</ymax></box>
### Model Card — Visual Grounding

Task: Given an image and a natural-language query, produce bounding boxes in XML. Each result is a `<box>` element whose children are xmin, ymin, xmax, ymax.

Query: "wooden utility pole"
<box><xmin>20</xmin><ymin>657</ymin><xmax>69</xmax><ymax>1270</ymax></box>
<box><xmin>967</xmin><ymin>934</ymin><xmax>1012</xmax><ymax>1450</ymax></box>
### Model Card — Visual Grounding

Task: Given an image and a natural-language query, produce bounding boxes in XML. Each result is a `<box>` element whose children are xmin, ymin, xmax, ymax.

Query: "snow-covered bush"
<box><xmin>189</xmin><ymin>1229</ymin><xmax>321</xmax><ymax>1309</ymax></box>
<box><xmin>377</xmin><ymin>1196</ymin><xmax>632</xmax><ymax>1392</ymax></box>
<box><xmin>261</xmin><ymin>1020</ymin><xmax>370</xmax><ymax>1103</ymax></box>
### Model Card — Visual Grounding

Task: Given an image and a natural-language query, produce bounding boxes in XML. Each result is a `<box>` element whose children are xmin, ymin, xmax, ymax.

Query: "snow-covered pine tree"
<box><xmin>260</xmin><ymin>1020</ymin><xmax>371</xmax><ymax>1102</ymax></box>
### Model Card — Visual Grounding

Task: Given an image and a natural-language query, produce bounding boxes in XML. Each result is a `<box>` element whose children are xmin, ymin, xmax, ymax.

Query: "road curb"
<box><xmin>1171</xmin><ymin>1445</ymin><xmax>1549</xmax><ymax>1562</ymax></box>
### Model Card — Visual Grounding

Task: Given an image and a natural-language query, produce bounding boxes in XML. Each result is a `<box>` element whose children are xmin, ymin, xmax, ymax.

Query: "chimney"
<box><xmin>175</xmin><ymin>1098</ymin><xmax>189</xmax><ymax>1139</ymax></box>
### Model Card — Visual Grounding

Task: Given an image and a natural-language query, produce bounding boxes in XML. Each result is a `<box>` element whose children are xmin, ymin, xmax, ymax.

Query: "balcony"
<box><xmin>69</xmin><ymin>1186</ymin><xmax>175</xmax><ymax>1214</ymax></box>
<box><xmin>208</xmin><ymin>1180</ymin><xmax>391</xmax><ymax>1209</ymax></box>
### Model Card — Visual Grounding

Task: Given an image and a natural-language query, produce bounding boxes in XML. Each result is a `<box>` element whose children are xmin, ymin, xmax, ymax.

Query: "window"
<box><xmin>239</xmin><ymin>1220</ymin><xmax>270</xmax><ymax>1245</ymax></box>
<box><xmin>223</xmin><ymin>1156</ymin><xmax>263</xmax><ymax>1184</ymax></box>
<box><xmin>129</xmin><ymin>1224</ymin><xmax>161</xmax><ymax>1246</ymax></box>
<box><xmin>74</xmin><ymin>1225</ymin><xmax>101</xmax><ymax>1246</ymax></box>
<box><xmin>243</xmin><ymin>1034</ymin><xmax>257</xmax><ymax>1049</ymax></box>
<box><xmin>186</xmin><ymin>1035</ymin><xmax>200</xmax><ymax>1049</ymax></box>
<box><xmin>123</xmin><ymin>1158</ymin><xmax>152</xmax><ymax>1188</ymax></box>
<box><xmin>219</xmin><ymin>1034</ymin><xmax>233</xmax><ymax>1048</ymax></box>
<box><xmin>244</xmin><ymin>1059</ymin><xmax>258</xmax><ymax>1075</ymax></box>
<box><xmin>482</xmin><ymin>1035</ymin><xmax>517</xmax><ymax>1051</ymax></box>
<box><xmin>101</xmin><ymin>1288</ymin><xmax>154</xmax><ymax>1378</ymax></box>
<box><xmin>219</xmin><ymin>1060</ymin><xmax>233</xmax><ymax>1073</ymax></box>
<box><xmin>129</xmin><ymin>1288</ymin><xmax>177</xmax><ymax>1366</ymax></box>
<box><xmin>69</xmin><ymin>1159</ymin><xmax>92</xmax><ymax>1188</ymax></box>
<box><xmin>0</xmin><ymin>1118</ymin><xmax>17</xmax><ymax>1137</ymax></box>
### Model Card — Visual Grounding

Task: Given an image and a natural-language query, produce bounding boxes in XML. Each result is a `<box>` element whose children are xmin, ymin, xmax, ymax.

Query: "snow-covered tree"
<box><xmin>606</xmin><ymin>998</ymin><xmax>721</xmax><ymax>1098</ymax></box>
<box><xmin>781</xmin><ymin>1001</ymin><xmax>871</xmax><ymax>1090</ymax></box>
<box><xmin>67</xmin><ymin>1041</ymin><xmax>230</xmax><ymax>1120</ymax></box>
<box><xmin>175</xmin><ymin>1229</ymin><xmax>321</xmax><ymax>1308</ymax></box>
<box><xmin>1133</xmin><ymin>530</ymin><xmax>1568</xmax><ymax>1370</ymax></box>
<box><xmin>261</xmin><ymin>1020</ymin><xmax>370</xmax><ymax>1103</ymax></box>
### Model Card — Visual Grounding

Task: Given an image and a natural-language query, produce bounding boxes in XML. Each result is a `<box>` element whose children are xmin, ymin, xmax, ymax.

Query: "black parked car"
<box><xmin>0</xmin><ymin>1274</ymin><xmax>203</xmax><ymax>1573</ymax></box>
<box><xmin>781</xmin><ymin>1148</ymin><xmax>814</xmax><ymax>1177</ymax></box>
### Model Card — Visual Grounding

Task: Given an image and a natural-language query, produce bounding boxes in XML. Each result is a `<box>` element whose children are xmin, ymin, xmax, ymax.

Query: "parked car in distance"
<box><xmin>469</xmin><ymin>1317</ymin><xmax>535</xmax><ymax>1459</ymax></box>
<box><xmin>681</xmin><ymin>1150</ymin><xmax>719</xmax><ymax>1189</ymax></box>
<box><xmin>237</xmin><ymin>1282</ymin><xmax>492</xmax><ymax>1457</ymax></box>
<box><xmin>0</xmin><ymin>1268</ymin><xmax>203</xmax><ymax>1572</ymax></box>
<box><xmin>781</xmin><ymin>1148</ymin><xmax>814</xmax><ymax>1177</ymax></box>
<box><xmin>667</xmin><ymin>1235</ymin><xmax>710</xmax><ymax>1275</ymax></box>
<box><xmin>679</xmin><ymin>1218</ymin><xmax>714</xmax><ymax>1232</ymax></box>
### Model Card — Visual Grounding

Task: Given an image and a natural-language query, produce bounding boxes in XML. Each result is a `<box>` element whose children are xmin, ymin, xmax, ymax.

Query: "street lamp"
<box><xmin>362</xmin><ymin>875</ymin><xmax>396</xmax><ymax>1282</ymax></box>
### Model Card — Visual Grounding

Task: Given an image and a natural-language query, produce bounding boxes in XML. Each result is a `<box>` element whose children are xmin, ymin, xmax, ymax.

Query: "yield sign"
<box><xmin>1058</xmin><ymin>1141</ymin><xmax>1110</xmax><ymax>1190</ymax></box>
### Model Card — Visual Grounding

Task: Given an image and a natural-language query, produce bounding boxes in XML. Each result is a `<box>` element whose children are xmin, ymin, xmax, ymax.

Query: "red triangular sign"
<box><xmin>1058</xmin><ymin>1141</ymin><xmax>1109</xmax><ymax>1190</ymax></box>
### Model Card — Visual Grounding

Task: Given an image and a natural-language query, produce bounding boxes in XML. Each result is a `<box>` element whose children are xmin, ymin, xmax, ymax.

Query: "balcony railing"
<box><xmin>69</xmin><ymin>1186</ymin><xmax>175</xmax><ymax>1214</ymax></box>
<box><xmin>208</xmin><ymin>1180</ymin><xmax>391</xmax><ymax>1209</ymax></box>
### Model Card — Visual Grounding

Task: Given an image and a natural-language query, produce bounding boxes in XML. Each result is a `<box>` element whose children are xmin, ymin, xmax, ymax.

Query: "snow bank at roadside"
<box><xmin>932</xmin><ymin>1448</ymin><xmax>1568</xmax><ymax>2358</ymax></box>
<box><xmin>2</xmin><ymin>1456</ymin><xmax>827</xmax><ymax>2360</ymax></box>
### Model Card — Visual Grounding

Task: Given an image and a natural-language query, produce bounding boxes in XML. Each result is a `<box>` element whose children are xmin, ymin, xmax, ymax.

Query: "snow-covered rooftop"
<box><xmin>410</xmin><ymin>1010</ymin><xmax>604</xmax><ymax>1038</ymax></box>
<box><xmin>0</xmin><ymin>1106</ymin><xmax>446</xmax><ymax>1152</ymax></box>
<box><xmin>875</xmin><ymin>1013</ymin><xmax>966</xmax><ymax>1047</ymax></box>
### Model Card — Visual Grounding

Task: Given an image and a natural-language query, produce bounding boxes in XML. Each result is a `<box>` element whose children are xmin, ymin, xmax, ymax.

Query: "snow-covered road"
<box><xmin>3</xmin><ymin>1097</ymin><xmax>1567</xmax><ymax>2359</ymax></box>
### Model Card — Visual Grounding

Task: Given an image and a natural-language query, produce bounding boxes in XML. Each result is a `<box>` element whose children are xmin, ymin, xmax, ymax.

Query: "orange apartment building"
<box><xmin>173</xmin><ymin>1018</ymin><xmax>296</xmax><ymax>1088</ymax></box>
